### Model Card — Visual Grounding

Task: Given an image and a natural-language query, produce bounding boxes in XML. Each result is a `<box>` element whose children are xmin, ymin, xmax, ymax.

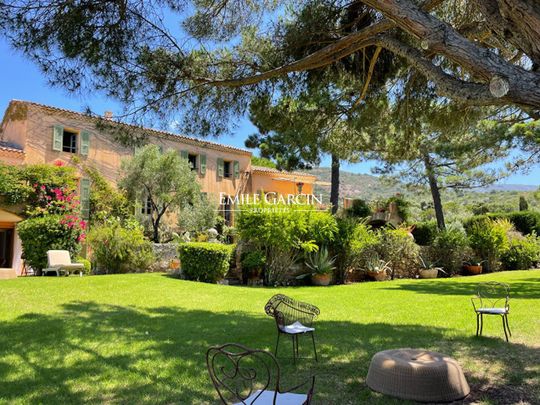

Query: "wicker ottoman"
<box><xmin>366</xmin><ymin>349</ymin><xmax>470</xmax><ymax>402</ymax></box>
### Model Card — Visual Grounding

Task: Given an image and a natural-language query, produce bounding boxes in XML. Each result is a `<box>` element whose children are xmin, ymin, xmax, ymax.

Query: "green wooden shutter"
<box><xmin>199</xmin><ymin>154</ymin><xmax>207</xmax><ymax>176</ymax></box>
<box><xmin>158</xmin><ymin>145</ymin><xmax>164</xmax><ymax>153</ymax></box>
<box><xmin>80</xmin><ymin>130</ymin><xmax>90</xmax><ymax>156</ymax></box>
<box><xmin>217</xmin><ymin>158</ymin><xmax>224</xmax><ymax>178</ymax></box>
<box><xmin>233</xmin><ymin>160</ymin><xmax>240</xmax><ymax>179</ymax></box>
<box><xmin>180</xmin><ymin>150</ymin><xmax>188</xmax><ymax>160</ymax></box>
<box><xmin>52</xmin><ymin>125</ymin><xmax>63</xmax><ymax>151</ymax></box>
<box><xmin>80</xmin><ymin>178</ymin><xmax>91</xmax><ymax>219</ymax></box>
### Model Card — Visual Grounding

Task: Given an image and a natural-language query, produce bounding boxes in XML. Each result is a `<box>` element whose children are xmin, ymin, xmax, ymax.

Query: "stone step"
<box><xmin>0</xmin><ymin>268</ymin><xmax>17</xmax><ymax>280</ymax></box>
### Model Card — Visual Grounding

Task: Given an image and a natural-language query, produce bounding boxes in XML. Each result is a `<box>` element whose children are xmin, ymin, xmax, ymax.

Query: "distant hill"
<box><xmin>307</xmin><ymin>168</ymin><xmax>404</xmax><ymax>202</ymax></box>
<box><xmin>307</xmin><ymin>167</ymin><xmax>538</xmax><ymax>203</ymax></box>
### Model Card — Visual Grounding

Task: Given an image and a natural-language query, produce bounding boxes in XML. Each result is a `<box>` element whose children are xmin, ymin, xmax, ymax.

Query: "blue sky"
<box><xmin>0</xmin><ymin>38</ymin><xmax>538</xmax><ymax>185</ymax></box>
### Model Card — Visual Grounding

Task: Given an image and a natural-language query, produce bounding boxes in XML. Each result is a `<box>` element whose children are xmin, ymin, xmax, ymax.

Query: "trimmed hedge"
<box><xmin>464</xmin><ymin>211</ymin><xmax>540</xmax><ymax>236</ymax></box>
<box><xmin>412</xmin><ymin>221</ymin><xmax>438</xmax><ymax>246</ymax></box>
<box><xmin>179</xmin><ymin>242</ymin><xmax>235</xmax><ymax>283</ymax></box>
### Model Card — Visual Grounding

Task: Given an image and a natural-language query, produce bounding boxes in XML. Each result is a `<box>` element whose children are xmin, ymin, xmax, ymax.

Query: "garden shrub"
<box><xmin>236</xmin><ymin>204</ymin><xmax>337</xmax><ymax>285</ymax></box>
<box><xmin>464</xmin><ymin>211</ymin><xmax>540</xmax><ymax>236</ymax></box>
<box><xmin>88</xmin><ymin>218</ymin><xmax>155</xmax><ymax>273</ymax></box>
<box><xmin>178</xmin><ymin>242</ymin><xmax>235</xmax><ymax>283</ymax></box>
<box><xmin>506</xmin><ymin>211</ymin><xmax>540</xmax><ymax>235</ymax></box>
<box><xmin>500</xmin><ymin>234</ymin><xmax>540</xmax><ymax>270</ymax></box>
<box><xmin>332</xmin><ymin>217</ymin><xmax>360</xmax><ymax>283</ymax></box>
<box><xmin>467</xmin><ymin>218</ymin><xmax>511</xmax><ymax>272</ymax></box>
<box><xmin>430</xmin><ymin>227</ymin><xmax>470</xmax><ymax>275</ymax></box>
<box><xmin>345</xmin><ymin>199</ymin><xmax>371</xmax><ymax>218</ymax></box>
<box><xmin>412</xmin><ymin>221</ymin><xmax>438</xmax><ymax>246</ymax></box>
<box><xmin>83</xmin><ymin>166</ymin><xmax>133</xmax><ymax>224</ymax></box>
<box><xmin>387</xmin><ymin>195</ymin><xmax>410</xmax><ymax>222</ymax></box>
<box><xmin>17</xmin><ymin>215</ymin><xmax>84</xmax><ymax>273</ymax></box>
<box><xmin>75</xmin><ymin>257</ymin><xmax>92</xmax><ymax>274</ymax></box>
<box><xmin>347</xmin><ymin>223</ymin><xmax>381</xmax><ymax>275</ymax></box>
<box><xmin>376</xmin><ymin>228</ymin><xmax>420</xmax><ymax>279</ymax></box>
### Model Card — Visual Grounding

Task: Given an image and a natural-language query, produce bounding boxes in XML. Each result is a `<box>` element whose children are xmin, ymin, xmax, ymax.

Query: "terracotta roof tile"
<box><xmin>11</xmin><ymin>100</ymin><xmax>251</xmax><ymax>155</ymax></box>
<box><xmin>251</xmin><ymin>165</ymin><xmax>317</xmax><ymax>180</ymax></box>
<box><xmin>0</xmin><ymin>141</ymin><xmax>24</xmax><ymax>155</ymax></box>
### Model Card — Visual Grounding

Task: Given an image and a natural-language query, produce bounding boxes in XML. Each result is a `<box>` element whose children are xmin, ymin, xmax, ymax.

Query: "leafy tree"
<box><xmin>371</xmin><ymin>78</ymin><xmax>512</xmax><ymax>229</ymax></box>
<box><xmin>178</xmin><ymin>193</ymin><xmax>217</xmax><ymax>234</ymax></box>
<box><xmin>119</xmin><ymin>144</ymin><xmax>200</xmax><ymax>242</ymax></box>
<box><xmin>2</xmin><ymin>0</ymin><xmax>538</xmax><ymax>137</ymax></box>
<box><xmin>519</xmin><ymin>196</ymin><xmax>529</xmax><ymax>211</ymax></box>
<box><xmin>250</xmin><ymin>156</ymin><xmax>276</xmax><ymax>169</ymax></box>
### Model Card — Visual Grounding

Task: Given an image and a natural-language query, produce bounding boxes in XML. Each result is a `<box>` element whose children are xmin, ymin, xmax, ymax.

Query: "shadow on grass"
<box><xmin>0</xmin><ymin>301</ymin><xmax>538</xmax><ymax>404</ymax></box>
<box><xmin>382</xmin><ymin>275</ymin><xmax>540</xmax><ymax>299</ymax></box>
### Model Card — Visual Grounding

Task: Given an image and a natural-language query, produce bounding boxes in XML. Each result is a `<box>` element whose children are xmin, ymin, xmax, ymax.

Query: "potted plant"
<box><xmin>301</xmin><ymin>247</ymin><xmax>336</xmax><ymax>286</ymax></box>
<box><xmin>364</xmin><ymin>254</ymin><xmax>391</xmax><ymax>281</ymax></box>
<box><xmin>418</xmin><ymin>256</ymin><xmax>441</xmax><ymax>279</ymax></box>
<box><xmin>463</xmin><ymin>259</ymin><xmax>485</xmax><ymax>275</ymax></box>
<box><xmin>241</xmin><ymin>251</ymin><xmax>266</xmax><ymax>285</ymax></box>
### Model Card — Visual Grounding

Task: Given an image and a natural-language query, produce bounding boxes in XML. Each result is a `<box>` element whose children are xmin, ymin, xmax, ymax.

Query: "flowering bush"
<box><xmin>14</xmin><ymin>164</ymin><xmax>86</xmax><ymax>274</ymax></box>
<box><xmin>17</xmin><ymin>215</ymin><xmax>84</xmax><ymax>273</ymax></box>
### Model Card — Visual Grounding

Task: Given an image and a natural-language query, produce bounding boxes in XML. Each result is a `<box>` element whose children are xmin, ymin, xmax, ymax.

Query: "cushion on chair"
<box><xmin>47</xmin><ymin>250</ymin><xmax>73</xmax><ymax>267</ymax></box>
<box><xmin>234</xmin><ymin>390</ymin><xmax>307</xmax><ymax>405</ymax></box>
<box><xmin>477</xmin><ymin>307</ymin><xmax>508</xmax><ymax>314</ymax></box>
<box><xmin>280</xmin><ymin>321</ymin><xmax>315</xmax><ymax>334</ymax></box>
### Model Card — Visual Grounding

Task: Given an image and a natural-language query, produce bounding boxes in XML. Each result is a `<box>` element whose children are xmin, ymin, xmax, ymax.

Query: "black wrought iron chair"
<box><xmin>206</xmin><ymin>343</ymin><xmax>315</xmax><ymax>404</ymax></box>
<box><xmin>471</xmin><ymin>282</ymin><xmax>511</xmax><ymax>341</ymax></box>
<box><xmin>264</xmin><ymin>294</ymin><xmax>319</xmax><ymax>363</ymax></box>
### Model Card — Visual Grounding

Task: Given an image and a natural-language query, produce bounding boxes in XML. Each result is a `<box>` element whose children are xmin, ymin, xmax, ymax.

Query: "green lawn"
<box><xmin>0</xmin><ymin>271</ymin><xmax>539</xmax><ymax>404</ymax></box>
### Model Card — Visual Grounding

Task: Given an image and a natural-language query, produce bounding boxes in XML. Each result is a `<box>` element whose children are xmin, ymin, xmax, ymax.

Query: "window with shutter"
<box><xmin>233</xmin><ymin>161</ymin><xmax>240</xmax><ymax>179</ymax></box>
<box><xmin>200</xmin><ymin>154</ymin><xmax>207</xmax><ymax>176</ymax></box>
<box><xmin>217</xmin><ymin>158</ymin><xmax>224</xmax><ymax>178</ymax></box>
<box><xmin>180</xmin><ymin>150</ymin><xmax>189</xmax><ymax>160</ymax></box>
<box><xmin>80</xmin><ymin>178</ymin><xmax>91</xmax><ymax>219</ymax></box>
<box><xmin>80</xmin><ymin>130</ymin><xmax>90</xmax><ymax>156</ymax></box>
<box><xmin>52</xmin><ymin>125</ymin><xmax>63</xmax><ymax>151</ymax></box>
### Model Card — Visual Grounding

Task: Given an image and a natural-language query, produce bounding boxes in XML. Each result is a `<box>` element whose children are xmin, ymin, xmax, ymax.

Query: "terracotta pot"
<box><xmin>419</xmin><ymin>268</ymin><xmax>439</xmax><ymax>279</ymax></box>
<box><xmin>367</xmin><ymin>271</ymin><xmax>387</xmax><ymax>281</ymax></box>
<box><xmin>464</xmin><ymin>265</ymin><xmax>482</xmax><ymax>275</ymax></box>
<box><xmin>169</xmin><ymin>259</ymin><xmax>180</xmax><ymax>270</ymax></box>
<box><xmin>312</xmin><ymin>273</ymin><xmax>332</xmax><ymax>286</ymax></box>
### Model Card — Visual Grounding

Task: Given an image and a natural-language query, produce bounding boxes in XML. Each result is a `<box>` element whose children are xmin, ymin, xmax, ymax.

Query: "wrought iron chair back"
<box><xmin>474</xmin><ymin>282</ymin><xmax>510</xmax><ymax>310</ymax></box>
<box><xmin>264</xmin><ymin>294</ymin><xmax>320</xmax><ymax>330</ymax></box>
<box><xmin>206</xmin><ymin>343</ymin><xmax>280</xmax><ymax>404</ymax></box>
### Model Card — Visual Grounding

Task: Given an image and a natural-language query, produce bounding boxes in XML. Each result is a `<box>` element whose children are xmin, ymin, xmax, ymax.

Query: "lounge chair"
<box><xmin>43</xmin><ymin>250</ymin><xmax>84</xmax><ymax>276</ymax></box>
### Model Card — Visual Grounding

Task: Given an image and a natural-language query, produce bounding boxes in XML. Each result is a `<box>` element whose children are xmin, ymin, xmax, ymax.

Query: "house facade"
<box><xmin>0</xmin><ymin>100</ymin><xmax>317</xmax><ymax>278</ymax></box>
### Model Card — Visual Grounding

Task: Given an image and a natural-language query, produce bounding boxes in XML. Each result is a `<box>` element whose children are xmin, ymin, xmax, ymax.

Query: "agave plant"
<box><xmin>364</xmin><ymin>253</ymin><xmax>391</xmax><ymax>274</ymax></box>
<box><xmin>418</xmin><ymin>255</ymin><xmax>441</xmax><ymax>270</ymax></box>
<box><xmin>305</xmin><ymin>247</ymin><xmax>336</xmax><ymax>275</ymax></box>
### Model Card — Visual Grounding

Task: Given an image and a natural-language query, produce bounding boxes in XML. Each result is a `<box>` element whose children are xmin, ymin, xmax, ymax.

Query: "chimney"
<box><xmin>104</xmin><ymin>111</ymin><xmax>113</xmax><ymax>120</ymax></box>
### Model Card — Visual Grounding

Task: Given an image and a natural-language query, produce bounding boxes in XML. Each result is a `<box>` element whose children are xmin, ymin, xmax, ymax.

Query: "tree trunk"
<box><xmin>152</xmin><ymin>213</ymin><xmax>162</xmax><ymax>243</ymax></box>
<box><xmin>424</xmin><ymin>156</ymin><xmax>446</xmax><ymax>230</ymax></box>
<box><xmin>330</xmin><ymin>154</ymin><xmax>340</xmax><ymax>214</ymax></box>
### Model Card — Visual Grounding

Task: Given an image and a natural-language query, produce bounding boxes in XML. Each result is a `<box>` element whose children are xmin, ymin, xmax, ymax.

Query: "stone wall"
<box><xmin>149</xmin><ymin>243</ymin><xmax>182</xmax><ymax>276</ymax></box>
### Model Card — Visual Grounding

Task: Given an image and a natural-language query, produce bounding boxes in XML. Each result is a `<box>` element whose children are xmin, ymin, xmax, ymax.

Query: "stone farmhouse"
<box><xmin>0</xmin><ymin>100</ymin><xmax>317</xmax><ymax>278</ymax></box>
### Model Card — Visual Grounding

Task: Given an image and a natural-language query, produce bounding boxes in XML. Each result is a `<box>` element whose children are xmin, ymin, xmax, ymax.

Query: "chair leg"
<box><xmin>291</xmin><ymin>335</ymin><xmax>296</xmax><ymax>364</ymax></box>
<box><xmin>476</xmin><ymin>313</ymin><xmax>480</xmax><ymax>337</ymax></box>
<box><xmin>502</xmin><ymin>315</ymin><xmax>509</xmax><ymax>342</ymax></box>
<box><xmin>275</xmin><ymin>333</ymin><xmax>281</xmax><ymax>356</ymax></box>
<box><xmin>505</xmin><ymin>315</ymin><xmax>512</xmax><ymax>337</ymax></box>
<box><xmin>311</xmin><ymin>332</ymin><xmax>318</xmax><ymax>362</ymax></box>
<box><xmin>479</xmin><ymin>314</ymin><xmax>484</xmax><ymax>336</ymax></box>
